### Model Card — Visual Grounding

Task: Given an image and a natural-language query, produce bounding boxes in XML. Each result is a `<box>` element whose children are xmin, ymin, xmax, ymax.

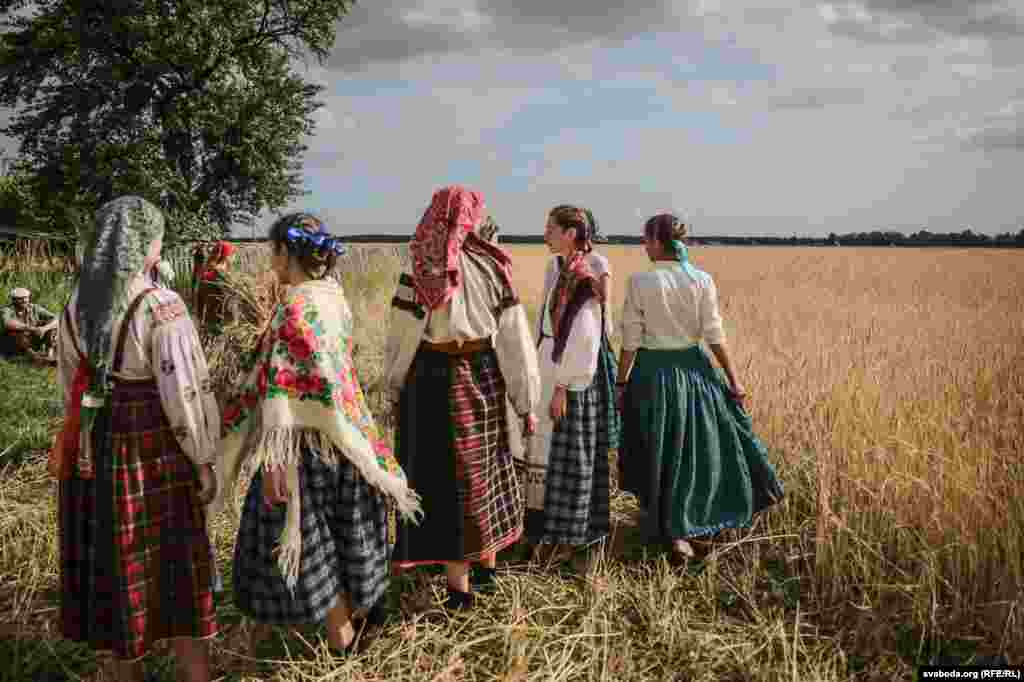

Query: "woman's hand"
<box><xmin>262</xmin><ymin>465</ymin><xmax>290</xmax><ymax>510</ymax></box>
<box><xmin>522</xmin><ymin>412</ymin><xmax>538</xmax><ymax>436</ymax></box>
<box><xmin>197</xmin><ymin>464</ymin><xmax>217</xmax><ymax>505</ymax></box>
<box><xmin>728</xmin><ymin>381</ymin><xmax>748</xmax><ymax>408</ymax></box>
<box><xmin>550</xmin><ymin>386</ymin><xmax>568</xmax><ymax>423</ymax></box>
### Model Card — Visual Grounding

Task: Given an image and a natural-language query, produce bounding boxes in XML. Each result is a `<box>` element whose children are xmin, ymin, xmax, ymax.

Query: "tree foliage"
<box><xmin>0</xmin><ymin>0</ymin><xmax>353</xmax><ymax>242</ymax></box>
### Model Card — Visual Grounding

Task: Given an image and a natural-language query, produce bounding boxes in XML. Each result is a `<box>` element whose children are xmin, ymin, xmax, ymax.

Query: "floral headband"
<box><xmin>284</xmin><ymin>224</ymin><xmax>347</xmax><ymax>262</ymax></box>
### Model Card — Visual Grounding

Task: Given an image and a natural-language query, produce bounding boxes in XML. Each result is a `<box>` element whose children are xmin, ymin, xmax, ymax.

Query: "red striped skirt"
<box><xmin>392</xmin><ymin>346</ymin><xmax>523</xmax><ymax>567</ymax></box>
<box><xmin>59</xmin><ymin>379</ymin><xmax>217</xmax><ymax>660</ymax></box>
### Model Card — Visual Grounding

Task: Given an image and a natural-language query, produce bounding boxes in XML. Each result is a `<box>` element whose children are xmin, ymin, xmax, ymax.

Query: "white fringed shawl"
<box><xmin>216</xmin><ymin>279</ymin><xmax>420</xmax><ymax>590</ymax></box>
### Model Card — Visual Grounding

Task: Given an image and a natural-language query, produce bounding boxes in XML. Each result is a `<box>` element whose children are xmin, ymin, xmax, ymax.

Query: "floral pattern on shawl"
<box><xmin>222</xmin><ymin>288</ymin><xmax>402</xmax><ymax>479</ymax></box>
<box><xmin>218</xmin><ymin>279</ymin><xmax>420</xmax><ymax>591</ymax></box>
<box><xmin>408</xmin><ymin>185</ymin><xmax>487</xmax><ymax>310</ymax></box>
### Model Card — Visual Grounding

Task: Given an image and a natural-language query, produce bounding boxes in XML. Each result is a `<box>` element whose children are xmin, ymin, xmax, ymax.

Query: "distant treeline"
<box><xmin>229</xmin><ymin>228</ymin><xmax>1024</xmax><ymax>248</ymax></box>
<box><xmin>4</xmin><ymin>227</ymin><xmax>1022</xmax><ymax>249</ymax></box>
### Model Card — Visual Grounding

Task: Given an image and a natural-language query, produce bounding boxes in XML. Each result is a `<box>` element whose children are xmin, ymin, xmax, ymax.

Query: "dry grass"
<box><xmin>0</xmin><ymin>243</ymin><xmax>1021</xmax><ymax>681</ymax></box>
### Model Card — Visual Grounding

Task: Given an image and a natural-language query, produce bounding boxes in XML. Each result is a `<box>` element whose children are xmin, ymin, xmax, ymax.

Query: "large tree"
<box><xmin>0</xmin><ymin>0</ymin><xmax>352</xmax><ymax>242</ymax></box>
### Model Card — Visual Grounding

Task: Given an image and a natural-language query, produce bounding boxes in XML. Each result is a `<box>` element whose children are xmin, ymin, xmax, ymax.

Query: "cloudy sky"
<box><xmin>8</xmin><ymin>1</ymin><xmax>1024</xmax><ymax>237</ymax></box>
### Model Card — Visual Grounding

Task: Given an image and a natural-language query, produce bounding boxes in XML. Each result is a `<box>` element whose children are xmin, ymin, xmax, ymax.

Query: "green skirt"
<box><xmin>619</xmin><ymin>346</ymin><xmax>783</xmax><ymax>541</ymax></box>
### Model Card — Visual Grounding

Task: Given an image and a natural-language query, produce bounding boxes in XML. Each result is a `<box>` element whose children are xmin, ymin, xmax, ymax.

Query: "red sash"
<box><xmin>49</xmin><ymin>353</ymin><xmax>90</xmax><ymax>479</ymax></box>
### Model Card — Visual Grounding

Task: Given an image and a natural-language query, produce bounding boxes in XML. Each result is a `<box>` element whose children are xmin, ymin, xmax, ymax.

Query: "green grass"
<box><xmin>0</xmin><ymin>359</ymin><xmax>61</xmax><ymax>460</ymax></box>
<box><xmin>0</xmin><ymin>265</ymin><xmax>74</xmax><ymax>461</ymax></box>
<box><xmin>0</xmin><ymin>267</ymin><xmax>71</xmax><ymax>315</ymax></box>
<box><xmin>0</xmin><ymin>266</ymin><xmax>70</xmax><ymax>460</ymax></box>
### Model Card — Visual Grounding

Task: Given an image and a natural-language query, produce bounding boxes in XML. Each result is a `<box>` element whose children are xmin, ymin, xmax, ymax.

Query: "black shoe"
<box><xmin>445</xmin><ymin>587</ymin><xmax>476</xmax><ymax>612</ymax></box>
<box><xmin>470</xmin><ymin>566</ymin><xmax>498</xmax><ymax>591</ymax></box>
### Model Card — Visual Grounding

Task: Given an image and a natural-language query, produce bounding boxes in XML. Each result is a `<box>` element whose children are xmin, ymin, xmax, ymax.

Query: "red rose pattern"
<box><xmin>223</xmin><ymin>403</ymin><xmax>241</xmax><ymax>426</ymax></box>
<box><xmin>288</xmin><ymin>335</ymin><xmax>313</xmax><ymax>361</ymax></box>
<box><xmin>296</xmin><ymin>373</ymin><xmax>325</xmax><ymax>396</ymax></box>
<box><xmin>276</xmin><ymin>368</ymin><xmax>297</xmax><ymax>390</ymax></box>
<box><xmin>279</xmin><ymin>319</ymin><xmax>300</xmax><ymax>341</ymax></box>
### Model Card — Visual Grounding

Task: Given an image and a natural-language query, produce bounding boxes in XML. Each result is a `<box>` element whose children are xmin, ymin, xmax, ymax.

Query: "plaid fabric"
<box><xmin>450</xmin><ymin>348</ymin><xmax>523</xmax><ymax>559</ymax></box>
<box><xmin>393</xmin><ymin>347</ymin><xmax>523</xmax><ymax>565</ymax></box>
<box><xmin>233</xmin><ymin>446</ymin><xmax>390</xmax><ymax>622</ymax></box>
<box><xmin>594</xmin><ymin>328</ymin><xmax>621</xmax><ymax>456</ymax></box>
<box><xmin>59</xmin><ymin>380</ymin><xmax>217</xmax><ymax>661</ymax></box>
<box><xmin>533</xmin><ymin>385</ymin><xmax>610</xmax><ymax>546</ymax></box>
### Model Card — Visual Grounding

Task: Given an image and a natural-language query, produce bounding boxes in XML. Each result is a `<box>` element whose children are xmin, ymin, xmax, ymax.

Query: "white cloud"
<box><xmin>401</xmin><ymin>1</ymin><xmax>493</xmax><ymax>32</ymax></box>
<box><xmin>218</xmin><ymin>0</ymin><xmax>1024</xmax><ymax>236</ymax></box>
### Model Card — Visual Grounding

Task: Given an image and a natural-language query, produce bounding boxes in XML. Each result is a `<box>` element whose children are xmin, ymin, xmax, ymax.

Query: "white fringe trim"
<box><xmin>218</xmin><ymin>420</ymin><xmax>423</xmax><ymax>592</ymax></box>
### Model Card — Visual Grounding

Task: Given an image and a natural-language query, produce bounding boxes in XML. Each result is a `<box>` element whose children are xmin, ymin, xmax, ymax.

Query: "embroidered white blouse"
<box><xmin>57</xmin><ymin>284</ymin><xmax>221</xmax><ymax>468</ymax></box>
<box><xmin>620</xmin><ymin>261</ymin><xmax>726</xmax><ymax>352</ymax></box>
<box><xmin>383</xmin><ymin>248</ymin><xmax>541</xmax><ymax>417</ymax></box>
<box><xmin>538</xmin><ymin>256</ymin><xmax>602</xmax><ymax>391</ymax></box>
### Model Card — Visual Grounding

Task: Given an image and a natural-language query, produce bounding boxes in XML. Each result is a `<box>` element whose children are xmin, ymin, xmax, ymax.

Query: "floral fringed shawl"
<box><xmin>218</xmin><ymin>279</ymin><xmax>421</xmax><ymax>590</ymax></box>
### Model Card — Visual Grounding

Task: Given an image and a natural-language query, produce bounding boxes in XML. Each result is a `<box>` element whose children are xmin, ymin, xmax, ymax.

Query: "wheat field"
<box><xmin>1</xmin><ymin>242</ymin><xmax>1022</xmax><ymax>681</ymax></box>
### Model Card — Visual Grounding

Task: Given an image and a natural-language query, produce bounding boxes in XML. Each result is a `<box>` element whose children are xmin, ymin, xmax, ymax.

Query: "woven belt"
<box><xmin>420</xmin><ymin>337</ymin><xmax>493</xmax><ymax>355</ymax></box>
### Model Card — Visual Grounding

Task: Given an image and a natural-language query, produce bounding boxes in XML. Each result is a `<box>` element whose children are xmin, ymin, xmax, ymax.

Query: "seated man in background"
<box><xmin>1</xmin><ymin>288</ymin><xmax>58</xmax><ymax>363</ymax></box>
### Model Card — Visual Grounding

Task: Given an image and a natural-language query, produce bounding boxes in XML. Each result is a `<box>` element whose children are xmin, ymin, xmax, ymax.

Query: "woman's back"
<box><xmin>622</xmin><ymin>262</ymin><xmax>724</xmax><ymax>350</ymax></box>
<box><xmin>62</xmin><ymin>286</ymin><xmax>191</xmax><ymax>380</ymax></box>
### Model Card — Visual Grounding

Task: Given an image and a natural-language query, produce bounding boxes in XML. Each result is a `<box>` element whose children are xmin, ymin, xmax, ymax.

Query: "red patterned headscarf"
<box><xmin>198</xmin><ymin>240</ymin><xmax>236</xmax><ymax>281</ymax></box>
<box><xmin>212</xmin><ymin>240</ymin><xmax>236</xmax><ymax>262</ymax></box>
<box><xmin>409</xmin><ymin>185</ymin><xmax>492</xmax><ymax>310</ymax></box>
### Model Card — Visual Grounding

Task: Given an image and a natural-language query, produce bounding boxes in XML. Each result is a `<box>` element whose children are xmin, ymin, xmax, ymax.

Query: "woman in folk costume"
<box><xmin>384</xmin><ymin>185</ymin><xmax>540</xmax><ymax>610</ymax></box>
<box><xmin>616</xmin><ymin>214</ymin><xmax>783</xmax><ymax>562</ymax></box>
<box><xmin>219</xmin><ymin>214</ymin><xmax>420</xmax><ymax>654</ymax></box>
<box><xmin>524</xmin><ymin>205</ymin><xmax>610</xmax><ymax>569</ymax></box>
<box><xmin>55</xmin><ymin>196</ymin><xmax>220</xmax><ymax>682</ymax></box>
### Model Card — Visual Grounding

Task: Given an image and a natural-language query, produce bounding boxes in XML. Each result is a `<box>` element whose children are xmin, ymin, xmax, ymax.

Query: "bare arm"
<box><xmin>708</xmin><ymin>341</ymin><xmax>747</xmax><ymax>405</ymax></box>
<box><xmin>616</xmin><ymin>349</ymin><xmax>636</xmax><ymax>386</ymax></box>
<box><xmin>617</xmin><ymin>272</ymin><xmax>643</xmax><ymax>387</ymax></box>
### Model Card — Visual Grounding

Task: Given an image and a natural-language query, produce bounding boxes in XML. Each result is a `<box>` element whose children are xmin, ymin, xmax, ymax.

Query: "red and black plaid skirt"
<box><xmin>392</xmin><ymin>346</ymin><xmax>523</xmax><ymax>567</ymax></box>
<box><xmin>59</xmin><ymin>379</ymin><xmax>217</xmax><ymax>661</ymax></box>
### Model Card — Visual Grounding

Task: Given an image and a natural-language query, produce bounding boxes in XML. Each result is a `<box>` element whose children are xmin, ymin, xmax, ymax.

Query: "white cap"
<box><xmin>10</xmin><ymin>288</ymin><xmax>30</xmax><ymax>300</ymax></box>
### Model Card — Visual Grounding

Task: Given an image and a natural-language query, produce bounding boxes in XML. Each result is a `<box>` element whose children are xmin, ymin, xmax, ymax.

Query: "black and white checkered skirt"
<box><xmin>532</xmin><ymin>385</ymin><xmax>610</xmax><ymax>547</ymax></box>
<box><xmin>233</xmin><ymin>445</ymin><xmax>390</xmax><ymax>624</ymax></box>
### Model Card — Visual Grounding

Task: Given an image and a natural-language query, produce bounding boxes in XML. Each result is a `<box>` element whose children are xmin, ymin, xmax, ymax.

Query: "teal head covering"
<box><xmin>644</xmin><ymin>213</ymin><xmax>706</xmax><ymax>282</ymax></box>
<box><xmin>77</xmin><ymin>196</ymin><xmax>166</xmax><ymax>426</ymax></box>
